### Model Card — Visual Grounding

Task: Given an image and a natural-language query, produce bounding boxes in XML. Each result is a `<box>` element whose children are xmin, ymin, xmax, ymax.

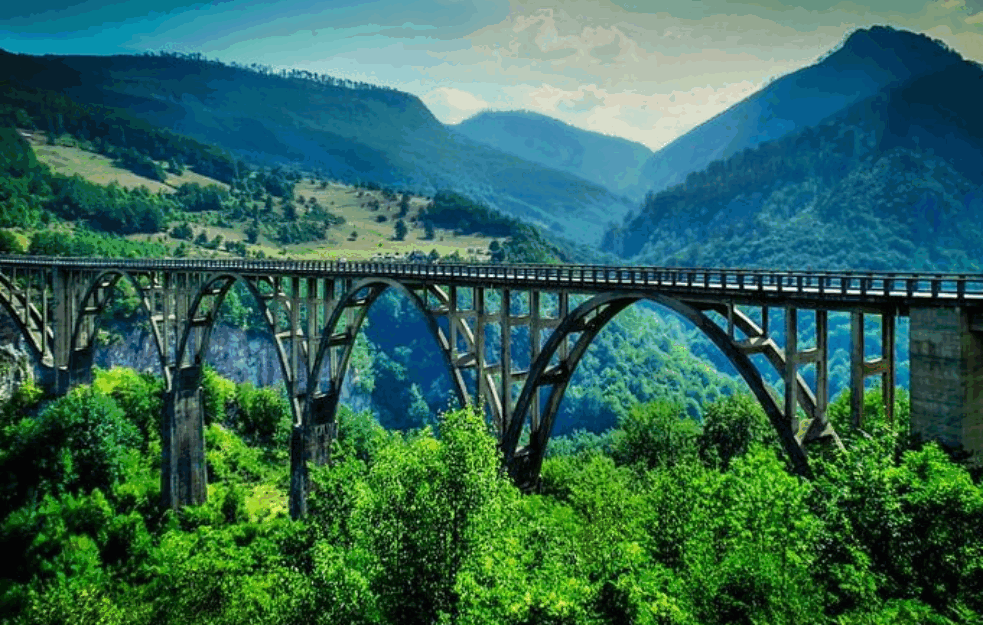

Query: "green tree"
<box><xmin>394</xmin><ymin>219</ymin><xmax>407</xmax><ymax>241</ymax></box>
<box><xmin>612</xmin><ymin>400</ymin><xmax>701</xmax><ymax>471</ymax></box>
<box><xmin>354</xmin><ymin>405</ymin><xmax>516</xmax><ymax>625</ymax></box>
<box><xmin>0</xmin><ymin>386</ymin><xmax>140</xmax><ymax>509</ymax></box>
<box><xmin>0</xmin><ymin>230</ymin><xmax>24</xmax><ymax>254</ymax></box>
<box><xmin>698</xmin><ymin>393</ymin><xmax>770</xmax><ymax>469</ymax></box>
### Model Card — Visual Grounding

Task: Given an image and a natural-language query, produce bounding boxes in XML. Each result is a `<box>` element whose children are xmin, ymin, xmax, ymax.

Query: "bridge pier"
<box><xmin>910</xmin><ymin>307</ymin><xmax>983</xmax><ymax>458</ymax></box>
<box><xmin>289</xmin><ymin>393</ymin><xmax>336</xmax><ymax>519</ymax></box>
<box><xmin>162</xmin><ymin>365</ymin><xmax>207</xmax><ymax>509</ymax></box>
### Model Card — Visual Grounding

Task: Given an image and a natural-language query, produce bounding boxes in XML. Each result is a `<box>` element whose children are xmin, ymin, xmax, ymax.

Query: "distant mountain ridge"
<box><xmin>603</xmin><ymin>28</ymin><xmax>983</xmax><ymax>272</ymax></box>
<box><xmin>637</xmin><ymin>25</ymin><xmax>966</xmax><ymax>197</ymax></box>
<box><xmin>453</xmin><ymin>110</ymin><xmax>653</xmax><ymax>199</ymax></box>
<box><xmin>0</xmin><ymin>50</ymin><xmax>634</xmax><ymax>245</ymax></box>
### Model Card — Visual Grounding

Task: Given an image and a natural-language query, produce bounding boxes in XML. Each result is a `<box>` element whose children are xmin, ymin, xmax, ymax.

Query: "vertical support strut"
<box><xmin>882</xmin><ymin>313</ymin><xmax>896</xmax><ymax>424</ymax></box>
<box><xmin>475</xmin><ymin>287</ymin><xmax>487</xmax><ymax>419</ymax></box>
<box><xmin>815</xmin><ymin>309</ymin><xmax>829</xmax><ymax>428</ymax></box>
<box><xmin>851</xmin><ymin>310</ymin><xmax>865</xmax><ymax>429</ymax></box>
<box><xmin>850</xmin><ymin>309</ymin><xmax>896</xmax><ymax>430</ymax></box>
<box><xmin>784</xmin><ymin>306</ymin><xmax>799</xmax><ymax>431</ymax></box>
<box><xmin>501</xmin><ymin>288</ymin><xmax>512</xmax><ymax>436</ymax></box>
<box><xmin>530</xmin><ymin>290</ymin><xmax>541</xmax><ymax>432</ymax></box>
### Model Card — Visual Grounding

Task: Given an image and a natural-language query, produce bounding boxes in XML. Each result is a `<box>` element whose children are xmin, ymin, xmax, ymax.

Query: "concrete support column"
<box><xmin>784</xmin><ymin>307</ymin><xmax>799</xmax><ymax>430</ymax></box>
<box><xmin>910</xmin><ymin>307</ymin><xmax>983</xmax><ymax>458</ymax></box>
<box><xmin>289</xmin><ymin>394</ymin><xmax>337</xmax><ymax>519</ymax></box>
<box><xmin>501</xmin><ymin>288</ymin><xmax>512</xmax><ymax>434</ymax></box>
<box><xmin>51</xmin><ymin>267</ymin><xmax>72</xmax><ymax>395</ymax></box>
<box><xmin>474</xmin><ymin>287</ymin><xmax>487</xmax><ymax>420</ymax></box>
<box><xmin>162</xmin><ymin>365</ymin><xmax>207</xmax><ymax>510</ymax></box>
<box><xmin>529</xmin><ymin>290</ymin><xmax>541</xmax><ymax>433</ymax></box>
<box><xmin>851</xmin><ymin>311</ymin><xmax>865</xmax><ymax>429</ymax></box>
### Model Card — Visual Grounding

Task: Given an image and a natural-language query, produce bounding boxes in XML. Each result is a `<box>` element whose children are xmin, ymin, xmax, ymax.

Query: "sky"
<box><xmin>2</xmin><ymin>0</ymin><xmax>981</xmax><ymax>150</ymax></box>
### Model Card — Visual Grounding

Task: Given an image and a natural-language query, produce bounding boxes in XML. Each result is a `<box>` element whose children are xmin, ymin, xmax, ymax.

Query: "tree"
<box><xmin>282</xmin><ymin>201</ymin><xmax>298</xmax><ymax>221</ymax></box>
<box><xmin>353</xmin><ymin>406</ymin><xmax>516</xmax><ymax>625</ymax></box>
<box><xmin>699</xmin><ymin>394</ymin><xmax>770</xmax><ymax>469</ymax></box>
<box><xmin>611</xmin><ymin>400</ymin><xmax>700</xmax><ymax>471</ymax></box>
<box><xmin>423</xmin><ymin>220</ymin><xmax>435</xmax><ymax>240</ymax></box>
<box><xmin>170</xmin><ymin>222</ymin><xmax>193</xmax><ymax>241</ymax></box>
<box><xmin>0</xmin><ymin>230</ymin><xmax>24</xmax><ymax>254</ymax></box>
<box><xmin>398</xmin><ymin>193</ymin><xmax>410</xmax><ymax>218</ymax></box>
<box><xmin>245</xmin><ymin>220</ymin><xmax>260</xmax><ymax>244</ymax></box>
<box><xmin>394</xmin><ymin>219</ymin><xmax>407</xmax><ymax>241</ymax></box>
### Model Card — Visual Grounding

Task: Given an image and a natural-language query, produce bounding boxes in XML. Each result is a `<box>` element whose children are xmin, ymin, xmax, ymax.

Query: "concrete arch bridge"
<box><xmin>1</xmin><ymin>255</ymin><xmax>981</xmax><ymax>517</ymax></box>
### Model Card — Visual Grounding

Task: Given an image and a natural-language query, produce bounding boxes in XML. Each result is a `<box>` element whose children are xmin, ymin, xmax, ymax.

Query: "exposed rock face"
<box><xmin>0</xmin><ymin>344</ymin><xmax>32</xmax><ymax>406</ymax></box>
<box><xmin>95</xmin><ymin>322</ymin><xmax>286</xmax><ymax>387</ymax></box>
<box><xmin>93</xmin><ymin>322</ymin><xmax>369</xmax><ymax>410</ymax></box>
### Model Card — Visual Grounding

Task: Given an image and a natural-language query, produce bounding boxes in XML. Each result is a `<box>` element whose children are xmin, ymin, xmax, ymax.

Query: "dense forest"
<box><xmin>1</xmin><ymin>368</ymin><xmax>981</xmax><ymax>624</ymax></box>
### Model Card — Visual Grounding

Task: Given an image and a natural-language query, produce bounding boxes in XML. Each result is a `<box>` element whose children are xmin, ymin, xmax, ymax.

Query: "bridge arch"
<box><xmin>170</xmin><ymin>272</ymin><xmax>304</xmax><ymax>415</ymax></box>
<box><xmin>305</xmin><ymin>277</ymin><xmax>470</xmax><ymax>431</ymax></box>
<box><xmin>0</xmin><ymin>270</ymin><xmax>52</xmax><ymax>365</ymax></box>
<box><xmin>501</xmin><ymin>291</ymin><xmax>812</xmax><ymax>488</ymax></box>
<box><xmin>68</xmin><ymin>269</ymin><xmax>167</xmax><ymax>384</ymax></box>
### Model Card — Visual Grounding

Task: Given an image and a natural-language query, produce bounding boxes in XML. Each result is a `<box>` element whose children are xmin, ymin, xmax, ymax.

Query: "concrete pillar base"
<box><xmin>910</xmin><ymin>307</ymin><xmax>983</xmax><ymax>461</ymax></box>
<box><xmin>162</xmin><ymin>366</ymin><xmax>207</xmax><ymax>510</ymax></box>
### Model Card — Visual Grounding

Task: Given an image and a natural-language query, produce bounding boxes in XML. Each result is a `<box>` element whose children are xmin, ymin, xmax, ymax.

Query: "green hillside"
<box><xmin>0</xmin><ymin>50</ymin><xmax>635</xmax><ymax>245</ymax></box>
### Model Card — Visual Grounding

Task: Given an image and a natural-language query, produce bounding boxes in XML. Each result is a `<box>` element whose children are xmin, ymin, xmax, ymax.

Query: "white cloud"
<box><xmin>422</xmin><ymin>86</ymin><xmax>492</xmax><ymax>122</ymax></box>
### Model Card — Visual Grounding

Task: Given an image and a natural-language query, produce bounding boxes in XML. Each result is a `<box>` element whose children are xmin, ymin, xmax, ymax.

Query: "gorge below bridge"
<box><xmin>1</xmin><ymin>255</ymin><xmax>981</xmax><ymax>518</ymax></box>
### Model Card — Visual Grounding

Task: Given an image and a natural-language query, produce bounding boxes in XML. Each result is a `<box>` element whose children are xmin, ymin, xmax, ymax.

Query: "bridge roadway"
<box><xmin>4</xmin><ymin>255</ymin><xmax>983</xmax><ymax>308</ymax></box>
<box><xmin>1</xmin><ymin>255</ymin><xmax>982</xmax><ymax>517</ymax></box>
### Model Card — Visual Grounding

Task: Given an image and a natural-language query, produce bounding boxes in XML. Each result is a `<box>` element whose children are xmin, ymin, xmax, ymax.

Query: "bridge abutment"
<box><xmin>910</xmin><ymin>307</ymin><xmax>983</xmax><ymax>459</ymax></box>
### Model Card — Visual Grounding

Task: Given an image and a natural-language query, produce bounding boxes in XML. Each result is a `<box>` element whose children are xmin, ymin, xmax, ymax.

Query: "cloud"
<box><xmin>422</xmin><ymin>86</ymin><xmax>492</xmax><ymax>122</ymax></box>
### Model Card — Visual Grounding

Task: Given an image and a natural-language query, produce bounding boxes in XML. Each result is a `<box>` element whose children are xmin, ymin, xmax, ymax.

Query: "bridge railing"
<box><xmin>3</xmin><ymin>255</ymin><xmax>983</xmax><ymax>303</ymax></box>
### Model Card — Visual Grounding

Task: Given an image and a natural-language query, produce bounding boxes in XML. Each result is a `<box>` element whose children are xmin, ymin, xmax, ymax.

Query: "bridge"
<box><xmin>1</xmin><ymin>255</ymin><xmax>981</xmax><ymax>517</ymax></box>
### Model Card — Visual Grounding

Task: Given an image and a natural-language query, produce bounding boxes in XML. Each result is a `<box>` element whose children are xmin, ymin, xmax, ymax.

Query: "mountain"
<box><xmin>638</xmin><ymin>26</ymin><xmax>966</xmax><ymax>196</ymax></box>
<box><xmin>0</xmin><ymin>50</ymin><xmax>633</xmax><ymax>244</ymax></box>
<box><xmin>602</xmin><ymin>32</ymin><xmax>983</xmax><ymax>272</ymax></box>
<box><xmin>452</xmin><ymin>110</ymin><xmax>653</xmax><ymax>199</ymax></box>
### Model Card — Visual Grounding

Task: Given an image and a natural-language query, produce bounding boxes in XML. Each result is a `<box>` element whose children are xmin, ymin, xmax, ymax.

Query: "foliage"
<box><xmin>611</xmin><ymin>400</ymin><xmax>702</xmax><ymax>471</ymax></box>
<box><xmin>0</xmin><ymin>386</ymin><xmax>140</xmax><ymax>512</ymax></box>
<box><xmin>1</xmin><ymin>366</ymin><xmax>981</xmax><ymax>625</ymax></box>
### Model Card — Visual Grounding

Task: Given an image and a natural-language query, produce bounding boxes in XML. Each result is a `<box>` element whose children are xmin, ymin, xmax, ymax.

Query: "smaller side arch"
<box><xmin>304</xmin><ymin>277</ymin><xmax>470</xmax><ymax>430</ymax></box>
<box><xmin>68</xmin><ymin>269</ymin><xmax>168</xmax><ymax>386</ymax></box>
<box><xmin>0</xmin><ymin>270</ymin><xmax>53</xmax><ymax>365</ymax></box>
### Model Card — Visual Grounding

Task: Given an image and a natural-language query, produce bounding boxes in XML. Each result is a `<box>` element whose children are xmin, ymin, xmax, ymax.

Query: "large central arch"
<box><xmin>500</xmin><ymin>291</ymin><xmax>821</xmax><ymax>488</ymax></box>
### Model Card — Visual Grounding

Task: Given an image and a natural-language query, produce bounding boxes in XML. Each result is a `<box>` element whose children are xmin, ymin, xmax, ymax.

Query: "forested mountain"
<box><xmin>604</xmin><ymin>31</ymin><xmax>983</xmax><ymax>271</ymax></box>
<box><xmin>0</xmin><ymin>50</ymin><xmax>634</xmax><ymax>244</ymax></box>
<box><xmin>453</xmin><ymin>110</ymin><xmax>653</xmax><ymax>199</ymax></box>
<box><xmin>637</xmin><ymin>26</ymin><xmax>966</xmax><ymax>197</ymax></box>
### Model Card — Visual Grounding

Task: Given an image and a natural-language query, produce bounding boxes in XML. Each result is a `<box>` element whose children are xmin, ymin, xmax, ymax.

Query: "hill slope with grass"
<box><xmin>0</xmin><ymin>50</ymin><xmax>633</xmax><ymax>245</ymax></box>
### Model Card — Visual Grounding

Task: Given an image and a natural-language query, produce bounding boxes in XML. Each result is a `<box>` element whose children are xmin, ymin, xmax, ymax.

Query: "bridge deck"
<box><xmin>2</xmin><ymin>255</ymin><xmax>982</xmax><ymax>313</ymax></box>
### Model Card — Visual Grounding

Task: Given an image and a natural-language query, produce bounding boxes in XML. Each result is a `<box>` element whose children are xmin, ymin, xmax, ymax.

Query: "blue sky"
<box><xmin>2</xmin><ymin>0</ymin><xmax>981</xmax><ymax>149</ymax></box>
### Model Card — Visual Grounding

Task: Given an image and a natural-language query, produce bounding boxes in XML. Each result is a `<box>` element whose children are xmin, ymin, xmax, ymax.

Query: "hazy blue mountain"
<box><xmin>638</xmin><ymin>25</ymin><xmax>965</xmax><ymax>196</ymax></box>
<box><xmin>0</xmin><ymin>51</ymin><xmax>634</xmax><ymax>244</ymax></box>
<box><xmin>602</xmin><ymin>36</ymin><xmax>983</xmax><ymax>272</ymax></box>
<box><xmin>453</xmin><ymin>110</ymin><xmax>653</xmax><ymax>199</ymax></box>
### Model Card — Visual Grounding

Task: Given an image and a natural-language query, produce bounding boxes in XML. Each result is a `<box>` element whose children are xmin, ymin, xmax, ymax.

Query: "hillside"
<box><xmin>605</xmin><ymin>28</ymin><xmax>983</xmax><ymax>272</ymax></box>
<box><xmin>0</xmin><ymin>50</ymin><xmax>634</xmax><ymax>245</ymax></box>
<box><xmin>453</xmin><ymin>110</ymin><xmax>653</xmax><ymax>199</ymax></box>
<box><xmin>637</xmin><ymin>26</ymin><xmax>965</xmax><ymax>197</ymax></box>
